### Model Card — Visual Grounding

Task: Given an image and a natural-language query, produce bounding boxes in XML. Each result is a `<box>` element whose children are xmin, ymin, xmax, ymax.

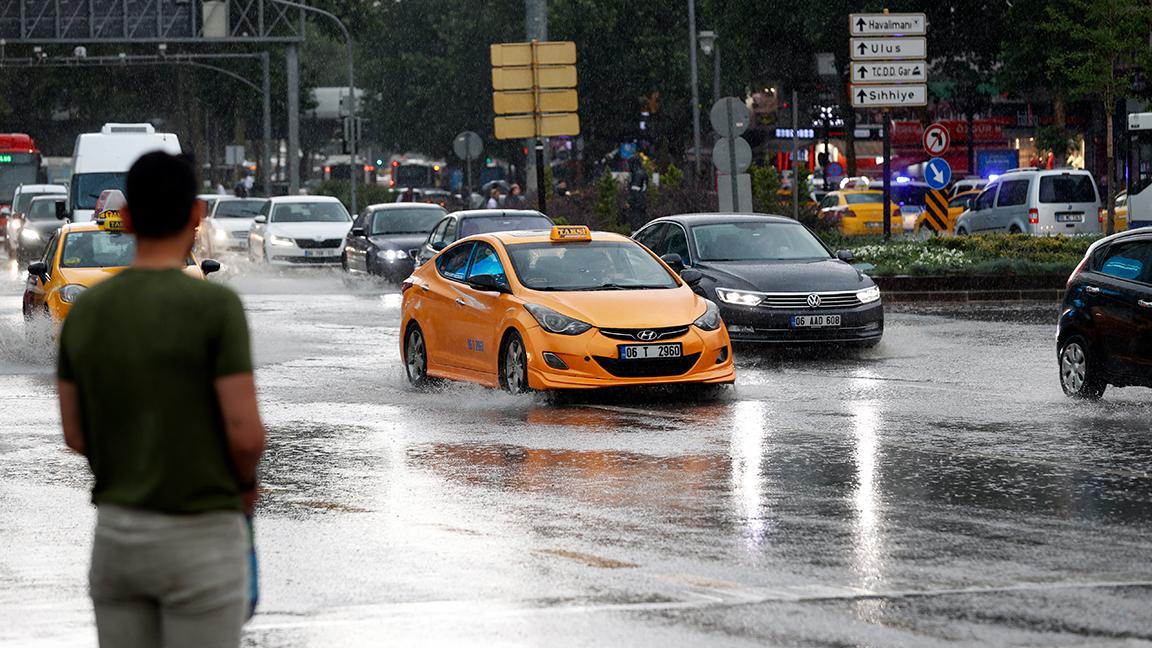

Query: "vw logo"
<box><xmin>637</xmin><ymin>329</ymin><xmax>658</xmax><ymax>341</ymax></box>
<box><xmin>806</xmin><ymin>293</ymin><xmax>822</xmax><ymax>308</ymax></box>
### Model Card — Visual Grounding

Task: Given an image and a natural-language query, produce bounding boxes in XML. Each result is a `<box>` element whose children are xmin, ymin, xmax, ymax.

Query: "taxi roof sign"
<box><xmin>549</xmin><ymin>225</ymin><xmax>591</xmax><ymax>241</ymax></box>
<box><xmin>95</xmin><ymin>209</ymin><xmax>126</xmax><ymax>231</ymax></box>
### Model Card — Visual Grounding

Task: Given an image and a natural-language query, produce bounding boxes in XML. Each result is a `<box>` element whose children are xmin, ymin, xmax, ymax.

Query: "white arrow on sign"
<box><xmin>850</xmin><ymin>84</ymin><xmax>927</xmax><ymax>108</ymax></box>
<box><xmin>850</xmin><ymin>37</ymin><xmax>927</xmax><ymax>61</ymax></box>
<box><xmin>849</xmin><ymin>13</ymin><xmax>926</xmax><ymax>36</ymax></box>
<box><xmin>851</xmin><ymin>60</ymin><xmax>927</xmax><ymax>84</ymax></box>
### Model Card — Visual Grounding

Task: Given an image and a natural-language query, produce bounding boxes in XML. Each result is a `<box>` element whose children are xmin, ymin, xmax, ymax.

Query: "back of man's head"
<box><xmin>125</xmin><ymin>151</ymin><xmax>197</xmax><ymax>239</ymax></box>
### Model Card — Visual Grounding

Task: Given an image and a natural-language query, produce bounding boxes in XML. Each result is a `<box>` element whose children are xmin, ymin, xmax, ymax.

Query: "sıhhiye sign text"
<box><xmin>850</xmin><ymin>84</ymin><xmax>927</xmax><ymax>108</ymax></box>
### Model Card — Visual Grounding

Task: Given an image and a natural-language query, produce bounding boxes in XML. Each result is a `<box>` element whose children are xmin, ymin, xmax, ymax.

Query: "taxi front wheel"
<box><xmin>500</xmin><ymin>330</ymin><xmax>531</xmax><ymax>394</ymax></box>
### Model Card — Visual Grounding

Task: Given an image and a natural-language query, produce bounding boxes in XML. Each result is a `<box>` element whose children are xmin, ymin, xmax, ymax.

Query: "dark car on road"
<box><xmin>414</xmin><ymin>209</ymin><xmax>553</xmax><ymax>267</ymax></box>
<box><xmin>1057</xmin><ymin>228</ymin><xmax>1152</xmax><ymax>398</ymax></box>
<box><xmin>343</xmin><ymin>202</ymin><xmax>447</xmax><ymax>281</ymax></box>
<box><xmin>11</xmin><ymin>194</ymin><xmax>67</xmax><ymax>262</ymax></box>
<box><xmin>634</xmin><ymin>214</ymin><xmax>883</xmax><ymax>346</ymax></box>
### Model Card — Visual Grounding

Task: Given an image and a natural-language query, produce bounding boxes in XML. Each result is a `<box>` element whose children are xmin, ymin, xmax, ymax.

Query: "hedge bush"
<box><xmin>819</xmin><ymin>233</ymin><xmax>1100</xmax><ymax>276</ymax></box>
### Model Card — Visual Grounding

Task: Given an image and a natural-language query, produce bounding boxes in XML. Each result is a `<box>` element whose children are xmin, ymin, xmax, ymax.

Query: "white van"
<box><xmin>954</xmin><ymin>168</ymin><xmax>1102</xmax><ymax>236</ymax></box>
<box><xmin>69</xmin><ymin>123</ymin><xmax>181</xmax><ymax>221</ymax></box>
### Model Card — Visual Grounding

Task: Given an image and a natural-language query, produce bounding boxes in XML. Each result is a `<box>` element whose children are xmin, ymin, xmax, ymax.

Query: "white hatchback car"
<box><xmin>248</xmin><ymin>196</ymin><xmax>352</xmax><ymax>265</ymax></box>
<box><xmin>955</xmin><ymin>168</ymin><xmax>1102</xmax><ymax>236</ymax></box>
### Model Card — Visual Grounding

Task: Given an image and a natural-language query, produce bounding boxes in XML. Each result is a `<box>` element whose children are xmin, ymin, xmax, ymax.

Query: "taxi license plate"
<box><xmin>303</xmin><ymin>249</ymin><xmax>337</xmax><ymax>258</ymax></box>
<box><xmin>791</xmin><ymin>314</ymin><xmax>841</xmax><ymax>328</ymax></box>
<box><xmin>619</xmin><ymin>343</ymin><xmax>682</xmax><ymax>360</ymax></box>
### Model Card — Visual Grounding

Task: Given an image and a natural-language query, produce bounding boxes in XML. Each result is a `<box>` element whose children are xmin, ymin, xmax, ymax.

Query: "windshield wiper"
<box><xmin>588</xmin><ymin>283</ymin><xmax>672</xmax><ymax>291</ymax></box>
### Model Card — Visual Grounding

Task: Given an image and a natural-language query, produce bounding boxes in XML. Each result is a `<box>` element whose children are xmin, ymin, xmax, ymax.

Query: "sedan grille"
<box><xmin>599</xmin><ymin>325</ymin><xmax>690</xmax><ymax>341</ymax></box>
<box><xmin>594</xmin><ymin>353</ymin><xmax>701</xmax><ymax>378</ymax></box>
<box><xmin>231</xmin><ymin>231</ymin><xmax>248</xmax><ymax>239</ymax></box>
<box><xmin>757</xmin><ymin>291</ymin><xmax>861</xmax><ymax>309</ymax></box>
<box><xmin>294</xmin><ymin>238</ymin><xmax>342</xmax><ymax>249</ymax></box>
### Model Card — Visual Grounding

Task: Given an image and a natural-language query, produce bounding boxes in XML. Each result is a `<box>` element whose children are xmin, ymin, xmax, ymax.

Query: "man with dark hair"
<box><xmin>56</xmin><ymin>151</ymin><xmax>266</xmax><ymax>647</ymax></box>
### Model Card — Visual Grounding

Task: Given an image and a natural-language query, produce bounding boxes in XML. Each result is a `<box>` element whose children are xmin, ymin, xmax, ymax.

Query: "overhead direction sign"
<box><xmin>849</xmin><ymin>13</ymin><xmax>927</xmax><ymax>36</ymax></box>
<box><xmin>850</xmin><ymin>37</ymin><xmax>926</xmax><ymax>60</ymax></box>
<box><xmin>924</xmin><ymin>157</ymin><xmax>953</xmax><ymax>190</ymax></box>
<box><xmin>851</xmin><ymin>60</ymin><xmax>927</xmax><ymax>84</ymax></box>
<box><xmin>851</xmin><ymin>84</ymin><xmax>927</xmax><ymax>108</ymax></box>
<box><xmin>922</xmin><ymin>123</ymin><xmax>950</xmax><ymax>156</ymax></box>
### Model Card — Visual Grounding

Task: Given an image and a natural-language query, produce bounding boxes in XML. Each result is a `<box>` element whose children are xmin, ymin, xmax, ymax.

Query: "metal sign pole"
<box><xmin>882</xmin><ymin>109</ymin><xmax>892</xmax><ymax>240</ymax></box>
<box><xmin>792</xmin><ymin>89</ymin><xmax>799</xmax><ymax>220</ymax></box>
<box><xmin>531</xmin><ymin>39</ymin><xmax>547</xmax><ymax>214</ymax></box>
<box><xmin>726</xmin><ymin>100</ymin><xmax>738</xmax><ymax>212</ymax></box>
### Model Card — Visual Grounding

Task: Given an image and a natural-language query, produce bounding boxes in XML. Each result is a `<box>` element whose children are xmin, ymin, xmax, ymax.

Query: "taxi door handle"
<box><xmin>1084</xmin><ymin>285</ymin><xmax>1100</xmax><ymax>294</ymax></box>
<box><xmin>455</xmin><ymin>298</ymin><xmax>467</xmax><ymax>306</ymax></box>
<box><xmin>1139</xmin><ymin>300</ymin><xmax>1152</xmax><ymax>309</ymax></box>
<box><xmin>420</xmin><ymin>283</ymin><xmax>429</xmax><ymax>292</ymax></box>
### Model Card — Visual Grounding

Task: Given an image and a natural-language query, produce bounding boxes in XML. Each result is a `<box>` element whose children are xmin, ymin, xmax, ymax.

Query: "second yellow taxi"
<box><xmin>399</xmin><ymin>225</ymin><xmax>735</xmax><ymax>392</ymax></box>
<box><xmin>818</xmin><ymin>189</ymin><xmax>902</xmax><ymax>236</ymax></box>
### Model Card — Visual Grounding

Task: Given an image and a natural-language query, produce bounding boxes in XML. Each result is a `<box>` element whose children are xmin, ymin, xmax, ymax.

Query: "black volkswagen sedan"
<box><xmin>343</xmin><ymin>203</ymin><xmax>447</xmax><ymax>281</ymax></box>
<box><xmin>1057</xmin><ymin>228</ymin><xmax>1152</xmax><ymax>399</ymax></box>
<box><xmin>634</xmin><ymin>214</ymin><xmax>883</xmax><ymax>346</ymax></box>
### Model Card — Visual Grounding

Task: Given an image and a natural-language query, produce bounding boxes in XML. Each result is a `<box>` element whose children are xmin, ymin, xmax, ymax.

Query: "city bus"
<box><xmin>1127</xmin><ymin>112</ymin><xmax>1152</xmax><ymax>229</ymax></box>
<box><xmin>0</xmin><ymin>134</ymin><xmax>44</xmax><ymax>206</ymax></box>
<box><xmin>389</xmin><ymin>157</ymin><xmax>444</xmax><ymax>190</ymax></box>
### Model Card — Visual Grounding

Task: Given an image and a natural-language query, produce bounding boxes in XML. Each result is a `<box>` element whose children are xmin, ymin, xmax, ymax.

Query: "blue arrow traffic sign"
<box><xmin>924</xmin><ymin>157</ymin><xmax>952</xmax><ymax>190</ymax></box>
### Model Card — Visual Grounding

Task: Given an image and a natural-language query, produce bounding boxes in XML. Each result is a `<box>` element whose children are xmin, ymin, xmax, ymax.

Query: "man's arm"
<box><xmin>215</xmin><ymin>372</ymin><xmax>266</xmax><ymax>514</ymax></box>
<box><xmin>58</xmin><ymin>380</ymin><xmax>85</xmax><ymax>456</ymax></box>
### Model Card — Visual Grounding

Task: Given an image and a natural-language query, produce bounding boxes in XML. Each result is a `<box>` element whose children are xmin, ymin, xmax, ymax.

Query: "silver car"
<box><xmin>955</xmin><ymin>168</ymin><xmax>1102</xmax><ymax>236</ymax></box>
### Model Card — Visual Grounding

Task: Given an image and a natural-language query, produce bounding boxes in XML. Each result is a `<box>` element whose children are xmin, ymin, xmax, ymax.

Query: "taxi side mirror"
<box><xmin>836</xmin><ymin>249</ymin><xmax>855</xmax><ymax>262</ymax></box>
<box><xmin>27</xmin><ymin>261</ymin><xmax>47</xmax><ymax>279</ymax></box>
<box><xmin>200</xmin><ymin>259</ymin><xmax>221</xmax><ymax>275</ymax></box>
<box><xmin>679</xmin><ymin>268</ymin><xmax>703</xmax><ymax>286</ymax></box>
<box><xmin>661</xmin><ymin>253</ymin><xmax>685</xmax><ymax>271</ymax></box>
<box><xmin>253</xmin><ymin>215</ymin><xmax>267</xmax><ymax>224</ymax></box>
<box><xmin>466</xmin><ymin>273</ymin><xmax>511</xmax><ymax>294</ymax></box>
<box><xmin>55</xmin><ymin>201</ymin><xmax>68</xmax><ymax>220</ymax></box>
<box><xmin>432</xmin><ymin>240</ymin><xmax>447</xmax><ymax>251</ymax></box>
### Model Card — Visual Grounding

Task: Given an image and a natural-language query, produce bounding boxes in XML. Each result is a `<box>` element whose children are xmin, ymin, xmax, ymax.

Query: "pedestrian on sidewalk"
<box><xmin>57</xmin><ymin>151</ymin><xmax>266</xmax><ymax>648</ymax></box>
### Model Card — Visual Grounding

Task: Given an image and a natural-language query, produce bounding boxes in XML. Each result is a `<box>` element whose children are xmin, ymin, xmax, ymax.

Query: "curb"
<box><xmin>872</xmin><ymin>274</ymin><xmax>1066</xmax><ymax>303</ymax></box>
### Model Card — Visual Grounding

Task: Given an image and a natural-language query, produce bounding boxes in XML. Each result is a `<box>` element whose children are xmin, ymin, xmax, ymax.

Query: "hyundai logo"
<box><xmin>806</xmin><ymin>293</ymin><xmax>822</xmax><ymax>308</ymax></box>
<box><xmin>637</xmin><ymin>329</ymin><xmax>658</xmax><ymax>341</ymax></box>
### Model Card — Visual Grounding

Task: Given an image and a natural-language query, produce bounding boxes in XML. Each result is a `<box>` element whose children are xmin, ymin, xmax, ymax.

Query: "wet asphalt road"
<box><xmin>2</xmin><ymin>255</ymin><xmax>1152</xmax><ymax>647</ymax></box>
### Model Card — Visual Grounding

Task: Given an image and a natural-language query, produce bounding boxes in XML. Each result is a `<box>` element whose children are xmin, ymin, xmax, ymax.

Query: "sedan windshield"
<box><xmin>214</xmin><ymin>199</ymin><xmax>267</xmax><ymax>218</ymax></box>
<box><xmin>692</xmin><ymin>222</ymin><xmax>830</xmax><ymax>262</ymax></box>
<box><xmin>271</xmin><ymin>202</ymin><xmax>350</xmax><ymax>223</ymax></box>
<box><xmin>459</xmin><ymin>214</ymin><xmax>551</xmax><ymax>237</ymax></box>
<box><xmin>370</xmin><ymin>207</ymin><xmax>445</xmax><ymax>235</ymax></box>
<box><xmin>507</xmin><ymin>241</ymin><xmax>678</xmax><ymax>291</ymax></box>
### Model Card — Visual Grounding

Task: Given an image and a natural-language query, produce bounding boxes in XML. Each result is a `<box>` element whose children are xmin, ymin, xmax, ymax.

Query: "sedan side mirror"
<box><xmin>253</xmin><ymin>215</ymin><xmax>267</xmax><ymax>224</ymax></box>
<box><xmin>836</xmin><ymin>249</ymin><xmax>855</xmax><ymax>262</ymax></box>
<box><xmin>661</xmin><ymin>253</ymin><xmax>685</xmax><ymax>271</ymax></box>
<box><xmin>350</xmin><ymin>226</ymin><xmax>366</xmax><ymax>238</ymax></box>
<box><xmin>55</xmin><ymin>201</ymin><xmax>68</xmax><ymax>220</ymax></box>
<box><xmin>466</xmin><ymin>273</ymin><xmax>511</xmax><ymax>294</ymax></box>
<box><xmin>27</xmin><ymin>261</ymin><xmax>47</xmax><ymax>279</ymax></box>
<box><xmin>432</xmin><ymin>240</ymin><xmax>447</xmax><ymax>251</ymax></box>
<box><xmin>200</xmin><ymin>259</ymin><xmax>221</xmax><ymax>275</ymax></box>
<box><xmin>679</xmin><ymin>268</ymin><xmax>703</xmax><ymax>286</ymax></box>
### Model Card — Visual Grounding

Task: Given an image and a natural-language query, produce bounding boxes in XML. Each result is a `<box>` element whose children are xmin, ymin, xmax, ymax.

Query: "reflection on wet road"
<box><xmin>2</xmin><ymin>258</ymin><xmax>1151</xmax><ymax>646</ymax></box>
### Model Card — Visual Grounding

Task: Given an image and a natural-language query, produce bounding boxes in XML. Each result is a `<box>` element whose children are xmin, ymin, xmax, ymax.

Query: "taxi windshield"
<box><xmin>692</xmin><ymin>222</ymin><xmax>830</xmax><ymax>261</ymax></box>
<box><xmin>60</xmin><ymin>230</ymin><xmax>135</xmax><ymax>268</ymax></box>
<box><xmin>507</xmin><ymin>241</ymin><xmax>678</xmax><ymax>291</ymax></box>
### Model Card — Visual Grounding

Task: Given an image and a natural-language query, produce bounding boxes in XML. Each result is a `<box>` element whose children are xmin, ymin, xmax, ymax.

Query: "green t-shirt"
<box><xmin>57</xmin><ymin>268</ymin><xmax>253</xmax><ymax>514</ymax></box>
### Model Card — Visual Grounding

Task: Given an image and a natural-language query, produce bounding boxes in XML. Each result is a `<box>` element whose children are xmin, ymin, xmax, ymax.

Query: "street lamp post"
<box><xmin>270</xmin><ymin>0</ymin><xmax>358</xmax><ymax>214</ymax></box>
<box><xmin>687</xmin><ymin>0</ymin><xmax>702</xmax><ymax>179</ymax></box>
<box><xmin>697</xmin><ymin>30</ymin><xmax>719</xmax><ymax>106</ymax></box>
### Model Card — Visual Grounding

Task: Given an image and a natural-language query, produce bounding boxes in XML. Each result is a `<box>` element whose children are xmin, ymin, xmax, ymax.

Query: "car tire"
<box><xmin>499</xmin><ymin>330</ymin><xmax>531</xmax><ymax>394</ymax></box>
<box><xmin>404</xmin><ymin>325</ymin><xmax>432</xmax><ymax>388</ymax></box>
<box><xmin>1059</xmin><ymin>337</ymin><xmax>1106</xmax><ymax>400</ymax></box>
<box><xmin>1009</xmin><ymin>224</ymin><xmax>1022</xmax><ymax>235</ymax></box>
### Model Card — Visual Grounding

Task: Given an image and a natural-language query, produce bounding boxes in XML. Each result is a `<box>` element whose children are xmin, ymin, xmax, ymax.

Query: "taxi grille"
<box><xmin>594</xmin><ymin>353</ymin><xmax>700</xmax><ymax>378</ymax></box>
<box><xmin>599</xmin><ymin>325</ymin><xmax>690</xmax><ymax>341</ymax></box>
<box><xmin>294</xmin><ymin>238</ymin><xmax>342</xmax><ymax>249</ymax></box>
<box><xmin>758</xmin><ymin>291</ymin><xmax>861</xmax><ymax>309</ymax></box>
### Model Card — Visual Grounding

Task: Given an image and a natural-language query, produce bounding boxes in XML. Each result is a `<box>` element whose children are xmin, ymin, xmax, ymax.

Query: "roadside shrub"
<box><xmin>818</xmin><ymin>233</ymin><xmax>1101</xmax><ymax>276</ymax></box>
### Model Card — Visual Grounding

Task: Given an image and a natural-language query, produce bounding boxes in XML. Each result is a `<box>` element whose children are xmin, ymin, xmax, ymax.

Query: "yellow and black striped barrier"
<box><xmin>922</xmin><ymin>189</ymin><xmax>950</xmax><ymax>233</ymax></box>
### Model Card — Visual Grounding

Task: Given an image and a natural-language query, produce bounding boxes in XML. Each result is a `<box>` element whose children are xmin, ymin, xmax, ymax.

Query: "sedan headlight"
<box><xmin>524</xmin><ymin>303</ymin><xmax>593</xmax><ymax>335</ymax></box>
<box><xmin>382</xmin><ymin>248</ymin><xmax>409</xmax><ymax>261</ymax></box>
<box><xmin>269</xmin><ymin>234</ymin><xmax>295</xmax><ymax>247</ymax></box>
<box><xmin>693</xmin><ymin>300</ymin><xmax>722</xmax><ymax>331</ymax></box>
<box><xmin>59</xmin><ymin>283</ymin><xmax>86</xmax><ymax>303</ymax></box>
<box><xmin>213</xmin><ymin>228</ymin><xmax>229</xmax><ymax>241</ymax></box>
<box><xmin>715</xmin><ymin>288</ymin><xmax>763</xmax><ymax>306</ymax></box>
<box><xmin>857</xmin><ymin>286</ymin><xmax>881</xmax><ymax>304</ymax></box>
<box><xmin>20</xmin><ymin>228</ymin><xmax>40</xmax><ymax>241</ymax></box>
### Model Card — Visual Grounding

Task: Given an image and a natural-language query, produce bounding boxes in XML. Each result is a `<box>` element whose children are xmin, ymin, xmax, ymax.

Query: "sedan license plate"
<box><xmin>791</xmin><ymin>314</ymin><xmax>842</xmax><ymax>328</ymax></box>
<box><xmin>619</xmin><ymin>343</ymin><xmax>682</xmax><ymax>360</ymax></box>
<box><xmin>303</xmin><ymin>249</ymin><xmax>337</xmax><ymax>258</ymax></box>
<box><xmin>1056</xmin><ymin>212</ymin><xmax>1083</xmax><ymax>223</ymax></box>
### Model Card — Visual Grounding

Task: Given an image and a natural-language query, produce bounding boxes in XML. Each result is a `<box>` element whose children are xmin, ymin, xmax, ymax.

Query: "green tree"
<box><xmin>594</xmin><ymin>168</ymin><xmax>620</xmax><ymax>227</ymax></box>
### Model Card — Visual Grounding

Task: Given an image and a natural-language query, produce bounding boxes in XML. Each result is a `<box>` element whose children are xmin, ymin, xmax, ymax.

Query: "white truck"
<box><xmin>69</xmin><ymin>123</ymin><xmax>181</xmax><ymax>221</ymax></box>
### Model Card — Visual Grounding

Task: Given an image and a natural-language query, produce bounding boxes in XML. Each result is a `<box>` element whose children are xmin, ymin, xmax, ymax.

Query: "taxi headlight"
<box><xmin>857</xmin><ymin>286</ymin><xmax>881</xmax><ymax>304</ymax></box>
<box><xmin>59</xmin><ymin>283</ymin><xmax>86</xmax><ymax>303</ymax></box>
<box><xmin>524</xmin><ymin>303</ymin><xmax>592</xmax><ymax>335</ymax></box>
<box><xmin>269</xmin><ymin>234</ymin><xmax>295</xmax><ymax>247</ymax></box>
<box><xmin>716</xmin><ymin>288</ymin><xmax>763</xmax><ymax>306</ymax></box>
<box><xmin>20</xmin><ymin>228</ymin><xmax>40</xmax><ymax>241</ymax></box>
<box><xmin>382</xmin><ymin>248</ymin><xmax>408</xmax><ymax>261</ymax></box>
<box><xmin>693</xmin><ymin>300</ymin><xmax>722</xmax><ymax>331</ymax></box>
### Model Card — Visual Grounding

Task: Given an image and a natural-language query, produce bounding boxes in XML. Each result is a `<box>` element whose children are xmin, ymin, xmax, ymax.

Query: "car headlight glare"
<box><xmin>213</xmin><ymin>228</ymin><xmax>229</xmax><ymax>241</ymax></box>
<box><xmin>524</xmin><ymin>303</ymin><xmax>592</xmax><ymax>335</ymax></box>
<box><xmin>857</xmin><ymin>286</ymin><xmax>881</xmax><ymax>304</ymax></box>
<box><xmin>693</xmin><ymin>299</ymin><xmax>722</xmax><ymax>331</ymax></box>
<box><xmin>269</xmin><ymin>234</ymin><xmax>295</xmax><ymax>247</ymax></box>
<box><xmin>383</xmin><ymin>248</ymin><xmax>408</xmax><ymax>261</ymax></box>
<box><xmin>716</xmin><ymin>288</ymin><xmax>763</xmax><ymax>306</ymax></box>
<box><xmin>20</xmin><ymin>228</ymin><xmax>40</xmax><ymax>241</ymax></box>
<box><xmin>59</xmin><ymin>283</ymin><xmax>86</xmax><ymax>303</ymax></box>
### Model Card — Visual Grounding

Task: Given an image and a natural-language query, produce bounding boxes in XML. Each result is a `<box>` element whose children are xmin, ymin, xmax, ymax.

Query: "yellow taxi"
<box><xmin>817</xmin><ymin>189</ymin><xmax>901</xmax><ymax>236</ymax></box>
<box><xmin>22</xmin><ymin>190</ymin><xmax>219</xmax><ymax>323</ymax></box>
<box><xmin>399</xmin><ymin>225</ymin><xmax>735</xmax><ymax>392</ymax></box>
<box><xmin>913</xmin><ymin>189</ymin><xmax>981</xmax><ymax>236</ymax></box>
<box><xmin>1112</xmin><ymin>191</ymin><xmax>1130</xmax><ymax>231</ymax></box>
